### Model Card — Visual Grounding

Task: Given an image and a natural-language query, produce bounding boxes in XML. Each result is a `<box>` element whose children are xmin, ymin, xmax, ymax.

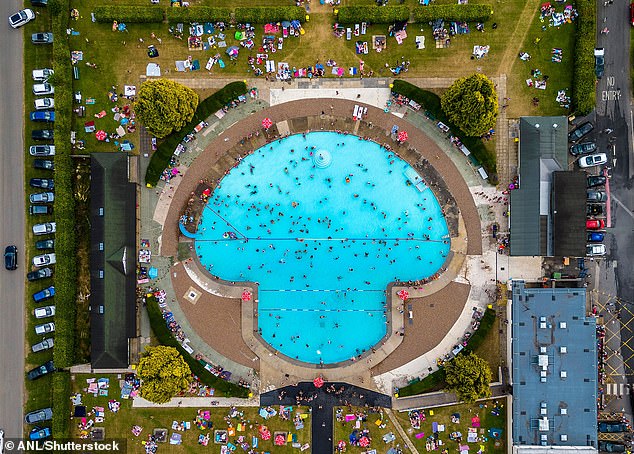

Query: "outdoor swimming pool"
<box><xmin>195</xmin><ymin>132</ymin><xmax>450</xmax><ymax>364</ymax></box>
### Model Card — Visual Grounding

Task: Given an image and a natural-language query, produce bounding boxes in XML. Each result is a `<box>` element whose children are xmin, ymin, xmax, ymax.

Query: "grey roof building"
<box><xmin>511</xmin><ymin>281</ymin><xmax>597</xmax><ymax>451</ymax></box>
<box><xmin>510</xmin><ymin>117</ymin><xmax>585</xmax><ymax>257</ymax></box>
<box><xmin>90</xmin><ymin>153</ymin><xmax>137</xmax><ymax>369</ymax></box>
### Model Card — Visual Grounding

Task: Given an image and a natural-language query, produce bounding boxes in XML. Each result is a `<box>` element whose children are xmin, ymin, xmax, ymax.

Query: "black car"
<box><xmin>33</xmin><ymin>159</ymin><xmax>54</xmax><ymax>170</ymax></box>
<box><xmin>569</xmin><ymin>142</ymin><xmax>597</xmax><ymax>156</ymax></box>
<box><xmin>4</xmin><ymin>245</ymin><xmax>17</xmax><ymax>270</ymax></box>
<box><xmin>35</xmin><ymin>239</ymin><xmax>54</xmax><ymax>250</ymax></box>
<box><xmin>599</xmin><ymin>421</ymin><xmax>629</xmax><ymax>433</ymax></box>
<box><xmin>27</xmin><ymin>360</ymin><xmax>54</xmax><ymax>381</ymax></box>
<box><xmin>27</xmin><ymin>267</ymin><xmax>53</xmax><ymax>282</ymax></box>
<box><xmin>595</xmin><ymin>48</ymin><xmax>605</xmax><ymax>79</ymax></box>
<box><xmin>599</xmin><ymin>441</ymin><xmax>626</xmax><ymax>452</ymax></box>
<box><xmin>31</xmin><ymin>32</ymin><xmax>53</xmax><ymax>44</ymax></box>
<box><xmin>587</xmin><ymin>190</ymin><xmax>608</xmax><ymax>202</ymax></box>
<box><xmin>587</xmin><ymin>204</ymin><xmax>604</xmax><ymax>216</ymax></box>
<box><xmin>31</xmin><ymin>0</ymin><xmax>48</xmax><ymax>6</ymax></box>
<box><xmin>32</xmin><ymin>129</ymin><xmax>54</xmax><ymax>140</ymax></box>
<box><xmin>24</xmin><ymin>408</ymin><xmax>53</xmax><ymax>424</ymax></box>
<box><xmin>29</xmin><ymin>205</ymin><xmax>52</xmax><ymax>215</ymax></box>
<box><xmin>588</xmin><ymin>175</ymin><xmax>607</xmax><ymax>188</ymax></box>
<box><xmin>569</xmin><ymin>122</ymin><xmax>594</xmax><ymax>143</ymax></box>
<box><xmin>30</xmin><ymin>178</ymin><xmax>54</xmax><ymax>189</ymax></box>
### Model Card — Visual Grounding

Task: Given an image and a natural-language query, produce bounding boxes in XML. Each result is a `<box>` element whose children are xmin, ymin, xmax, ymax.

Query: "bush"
<box><xmin>462</xmin><ymin>308</ymin><xmax>496</xmax><ymax>355</ymax></box>
<box><xmin>50</xmin><ymin>0</ymin><xmax>77</xmax><ymax>368</ymax></box>
<box><xmin>412</xmin><ymin>4</ymin><xmax>493</xmax><ymax>23</ymax></box>
<box><xmin>572</xmin><ymin>0</ymin><xmax>596</xmax><ymax>115</ymax></box>
<box><xmin>234</xmin><ymin>6</ymin><xmax>306</xmax><ymax>23</ymax></box>
<box><xmin>93</xmin><ymin>5</ymin><xmax>165</xmax><ymax>23</ymax></box>
<box><xmin>336</xmin><ymin>6</ymin><xmax>410</xmax><ymax>24</ymax></box>
<box><xmin>145</xmin><ymin>81</ymin><xmax>248</xmax><ymax>186</ymax></box>
<box><xmin>51</xmin><ymin>372</ymin><xmax>71</xmax><ymax>438</ymax></box>
<box><xmin>166</xmin><ymin>7</ymin><xmax>232</xmax><ymax>24</ymax></box>
<box><xmin>146</xmin><ymin>296</ymin><xmax>250</xmax><ymax>397</ymax></box>
<box><xmin>391</xmin><ymin>80</ymin><xmax>497</xmax><ymax>183</ymax></box>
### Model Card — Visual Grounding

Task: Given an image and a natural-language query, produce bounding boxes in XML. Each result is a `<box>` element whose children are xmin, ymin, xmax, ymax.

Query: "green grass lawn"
<box><xmin>394</xmin><ymin>400</ymin><xmax>507</xmax><ymax>453</ymax></box>
<box><xmin>332</xmin><ymin>407</ymin><xmax>408</xmax><ymax>453</ymax></box>
<box><xmin>70</xmin><ymin>374</ymin><xmax>311</xmax><ymax>453</ymax></box>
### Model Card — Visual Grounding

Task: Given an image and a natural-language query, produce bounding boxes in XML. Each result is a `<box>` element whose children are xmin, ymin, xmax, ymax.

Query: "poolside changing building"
<box><xmin>510</xmin><ymin>280</ymin><xmax>597</xmax><ymax>453</ymax></box>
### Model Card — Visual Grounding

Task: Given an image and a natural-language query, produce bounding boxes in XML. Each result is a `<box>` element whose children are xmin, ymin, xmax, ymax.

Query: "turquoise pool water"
<box><xmin>195</xmin><ymin>132</ymin><xmax>450</xmax><ymax>364</ymax></box>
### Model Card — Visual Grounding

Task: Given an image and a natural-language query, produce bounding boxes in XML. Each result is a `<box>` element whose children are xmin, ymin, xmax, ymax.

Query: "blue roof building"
<box><xmin>511</xmin><ymin>281</ymin><xmax>597</xmax><ymax>451</ymax></box>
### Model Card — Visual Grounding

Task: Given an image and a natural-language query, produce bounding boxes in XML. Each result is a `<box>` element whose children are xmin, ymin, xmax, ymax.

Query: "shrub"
<box><xmin>441</xmin><ymin>73</ymin><xmax>498</xmax><ymax>137</ymax></box>
<box><xmin>145</xmin><ymin>81</ymin><xmax>248</xmax><ymax>186</ymax></box>
<box><xmin>412</xmin><ymin>4</ymin><xmax>493</xmax><ymax>23</ymax></box>
<box><xmin>93</xmin><ymin>5</ymin><xmax>165</xmax><ymax>23</ymax></box>
<box><xmin>50</xmin><ymin>0</ymin><xmax>77</xmax><ymax>368</ymax></box>
<box><xmin>336</xmin><ymin>6</ymin><xmax>410</xmax><ymax>24</ymax></box>
<box><xmin>392</xmin><ymin>80</ymin><xmax>497</xmax><ymax>183</ymax></box>
<box><xmin>146</xmin><ymin>296</ymin><xmax>250</xmax><ymax>397</ymax></box>
<box><xmin>166</xmin><ymin>7</ymin><xmax>232</xmax><ymax>24</ymax></box>
<box><xmin>572</xmin><ymin>0</ymin><xmax>596</xmax><ymax>115</ymax></box>
<box><xmin>234</xmin><ymin>6</ymin><xmax>306</xmax><ymax>23</ymax></box>
<box><xmin>52</xmin><ymin>372</ymin><xmax>71</xmax><ymax>438</ymax></box>
<box><xmin>462</xmin><ymin>308</ymin><xmax>496</xmax><ymax>354</ymax></box>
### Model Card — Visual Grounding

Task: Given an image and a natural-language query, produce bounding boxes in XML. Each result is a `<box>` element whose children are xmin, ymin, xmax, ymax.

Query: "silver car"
<box><xmin>31</xmin><ymin>338</ymin><xmax>54</xmax><ymax>353</ymax></box>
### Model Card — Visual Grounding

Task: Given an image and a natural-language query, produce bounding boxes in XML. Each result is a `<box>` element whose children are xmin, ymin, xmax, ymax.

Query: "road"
<box><xmin>595</xmin><ymin>0</ymin><xmax>634</xmax><ymax>397</ymax></box>
<box><xmin>0</xmin><ymin>0</ymin><xmax>26</xmax><ymax>438</ymax></box>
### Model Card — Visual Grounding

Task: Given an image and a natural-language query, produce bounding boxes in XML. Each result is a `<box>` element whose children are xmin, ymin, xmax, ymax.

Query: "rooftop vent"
<box><xmin>539</xmin><ymin>417</ymin><xmax>550</xmax><ymax>431</ymax></box>
<box><xmin>535</xmin><ymin>123</ymin><xmax>541</xmax><ymax>129</ymax></box>
<box><xmin>541</xmin><ymin>435</ymin><xmax>548</xmax><ymax>441</ymax></box>
<box><xmin>540</xmin><ymin>322</ymin><xmax>547</xmax><ymax>329</ymax></box>
<box><xmin>560</xmin><ymin>321</ymin><xmax>567</xmax><ymax>329</ymax></box>
<box><xmin>560</xmin><ymin>346</ymin><xmax>567</xmax><ymax>354</ymax></box>
<box><xmin>540</xmin><ymin>346</ymin><xmax>547</xmax><ymax>354</ymax></box>
<box><xmin>553</xmin><ymin>123</ymin><xmax>558</xmax><ymax>128</ymax></box>
<box><xmin>561</xmin><ymin>434</ymin><xmax>568</xmax><ymax>442</ymax></box>
<box><xmin>560</xmin><ymin>408</ymin><xmax>567</xmax><ymax>415</ymax></box>
<box><xmin>560</xmin><ymin>370</ymin><xmax>567</xmax><ymax>378</ymax></box>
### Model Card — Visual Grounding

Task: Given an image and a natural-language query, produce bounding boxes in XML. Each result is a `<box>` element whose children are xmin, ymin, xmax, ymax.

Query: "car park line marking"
<box><xmin>611</xmin><ymin>195</ymin><xmax>634</xmax><ymax>220</ymax></box>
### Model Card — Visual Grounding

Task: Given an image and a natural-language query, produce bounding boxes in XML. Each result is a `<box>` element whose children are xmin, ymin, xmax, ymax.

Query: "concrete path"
<box><xmin>133</xmin><ymin>396</ymin><xmax>259</xmax><ymax>408</ymax></box>
<box><xmin>392</xmin><ymin>384</ymin><xmax>508</xmax><ymax>411</ymax></box>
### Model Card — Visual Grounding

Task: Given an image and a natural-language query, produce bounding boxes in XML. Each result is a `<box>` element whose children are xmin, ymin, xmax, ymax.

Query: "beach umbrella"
<box><xmin>148</xmin><ymin>267</ymin><xmax>158</xmax><ymax>279</ymax></box>
<box><xmin>281</xmin><ymin>20</ymin><xmax>292</xmax><ymax>28</ymax></box>
<box><xmin>313</xmin><ymin>376</ymin><xmax>325</xmax><ymax>388</ymax></box>
<box><xmin>226</xmin><ymin>46</ymin><xmax>239</xmax><ymax>57</ymax></box>
<box><xmin>359</xmin><ymin>436</ymin><xmax>370</xmax><ymax>447</ymax></box>
<box><xmin>397</xmin><ymin>130</ymin><xmax>408</xmax><ymax>143</ymax></box>
<box><xmin>397</xmin><ymin>289</ymin><xmax>409</xmax><ymax>301</ymax></box>
<box><xmin>337</xmin><ymin>440</ymin><xmax>346</xmax><ymax>451</ymax></box>
<box><xmin>95</xmin><ymin>130</ymin><xmax>107</xmax><ymax>141</ymax></box>
<box><xmin>274</xmin><ymin>434</ymin><xmax>286</xmax><ymax>445</ymax></box>
<box><xmin>262</xmin><ymin>117</ymin><xmax>273</xmax><ymax>129</ymax></box>
<box><xmin>202</xmin><ymin>188</ymin><xmax>212</xmax><ymax>196</ymax></box>
<box><xmin>241</xmin><ymin>290</ymin><xmax>252</xmax><ymax>301</ymax></box>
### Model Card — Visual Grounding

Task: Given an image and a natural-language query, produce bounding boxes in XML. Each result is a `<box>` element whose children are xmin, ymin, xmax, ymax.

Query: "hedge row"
<box><xmin>234</xmin><ymin>7</ymin><xmax>305</xmax><ymax>24</ymax></box>
<box><xmin>49</xmin><ymin>0</ymin><xmax>77</xmax><ymax>369</ymax></box>
<box><xmin>93</xmin><ymin>5</ymin><xmax>165</xmax><ymax>23</ymax></box>
<box><xmin>572</xmin><ymin>0</ymin><xmax>596</xmax><ymax>115</ymax></box>
<box><xmin>391</xmin><ymin>80</ymin><xmax>497</xmax><ymax>183</ymax></box>
<box><xmin>336</xmin><ymin>6</ymin><xmax>410</xmax><ymax>24</ymax></box>
<box><xmin>412</xmin><ymin>4</ymin><xmax>493</xmax><ymax>23</ymax></box>
<box><xmin>146</xmin><ymin>296</ymin><xmax>250</xmax><ymax>397</ymax></box>
<box><xmin>51</xmin><ymin>372</ymin><xmax>71</xmax><ymax>437</ymax></box>
<box><xmin>166</xmin><ymin>7</ymin><xmax>232</xmax><ymax>24</ymax></box>
<box><xmin>145</xmin><ymin>81</ymin><xmax>248</xmax><ymax>186</ymax></box>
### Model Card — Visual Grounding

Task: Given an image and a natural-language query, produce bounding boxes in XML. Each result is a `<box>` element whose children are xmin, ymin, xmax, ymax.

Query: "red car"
<box><xmin>586</xmin><ymin>219</ymin><xmax>605</xmax><ymax>230</ymax></box>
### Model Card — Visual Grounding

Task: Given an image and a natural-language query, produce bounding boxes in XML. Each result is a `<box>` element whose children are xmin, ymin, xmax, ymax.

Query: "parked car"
<box><xmin>35</xmin><ymin>239</ymin><xmax>54</xmax><ymax>250</ymax></box>
<box><xmin>587</xmin><ymin>190</ymin><xmax>608</xmax><ymax>202</ymax></box>
<box><xmin>32</xmin><ymin>286</ymin><xmax>54</xmax><ymax>303</ymax></box>
<box><xmin>4</xmin><ymin>245</ymin><xmax>17</xmax><ymax>270</ymax></box>
<box><xmin>33</xmin><ymin>98</ymin><xmax>54</xmax><ymax>110</ymax></box>
<box><xmin>31</xmin><ymin>337</ymin><xmax>54</xmax><ymax>353</ymax></box>
<box><xmin>31</xmin><ymin>129</ymin><xmax>54</xmax><ymax>141</ymax></box>
<box><xmin>32</xmin><ymin>68</ymin><xmax>53</xmax><ymax>81</ymax></box>
<box><xmin>586</xmin><ymin>219</ymin><xmax>606</xmax><ymax>230</ymax></box>
<box><xmin>570</xmin><ymin>142</ymin><xmax>597</xmax><ymax>156</ymax></box>
<box><xmin>587</xmin><ymin>244</ymin><xmax>607</xmax><ymax>256</ymax></box>
<box><xmin>587</xmin><ymin>175</ymin><xmax>607</xmax><ymax>188</ymax></box>
<box><xmin>27</xmin><ymin>267</ymin><xmax>52</xmax><ymax>282</ymax></box>
<box><xmin>30</xmin><ymin>111</ymin><xmax>55</xmax><ymax>122</ymax></box>
<box><xmin>34</xmin><ymin>322</ymin><xmax>55</xmax><ymax>335</ymax></box>
<box><xmin>32</xmin><ymin>222</ymin><xmax>56</xmax><ymax>235</ymax></box>
<box><xmin>30</xmin><ymin>0</ymin><xmax>48</xmax><ymax>6</ymax></box>
<box><xmin>32</xmin><ymin>83</ymin><xmax>54</xmax><ymax>95</ymax></box>
<box><xmin>29</xmin><ymin>178</ymin><xmax>54</xmax><ymax>190</ymax></box>
<box><xmin>30</xmin><ymin>192</ymin><xmax>54</xmax><ymax>204</ymax></box>
<box><xmin>27</xmin><ymin>360</ymin><xmax>54</xmax><ymax>380</ymax></box>
<box><xmin>29</xmin><ymin>144</ymin><xmax>55</xmax><ymax>156</ymax></box>
<box><xmin>33</xmin><ymin>159</ymin><xmax>54</xmax><ymax>170</ymax></box>
<box><xmin>569</xmin><ymin>122</ymin><xmax>594</xmax><ymax>143</ymax></box>
<box><xmin>29</xmin><ymin>427</ymin><xmax>51</xmax><ymax>441</ymax></box>
<box><xmin>24</xmin><ymin>408</ymin><xmax>53</xmax><ymax>424</ymax></box>
<box><xmin>33</xmin><ymin>253</ymin><xmax>56</xmax><ymax>268</ymax></box>
<box><xmin>34</xmin><ymin>305</ymin><xmax>55</xmax><ymax>319</ymax></box>
<box><xmin>8</xmin><ymin>8</ymin><xmax>35</xmax><ymax>28</ymax></box>
<box><xmin>31</xmin><ymin>32</ymin><xmax>53</xmax><ymax>44</ymax></box>
<box><xmin>599</xmin><ymin>421</ymin><xmax>629</xmax><ymax>433</ymax></box>
<box><xmin>595</xmin><ymin>48</ymin><xmax>605</xmax><ymax>79</ymax></box>
<box><xmin>587</xmin><ymin>204</ymin><xmax>604</xmax><ymax>216</ymax></box>
<box><xmin>588</xmin><ymin>232</ymin><xmax>605</xmax><ymax>242</ymax></box>
<box><xmin>578</xmin><ymin>153</ymin><xmax>608</xmax><ymax>168</ymax></box>
<box><xmin>599</xmin><ymin>441</ymin><xmax>626</xmax><ymax>452</ymax></box>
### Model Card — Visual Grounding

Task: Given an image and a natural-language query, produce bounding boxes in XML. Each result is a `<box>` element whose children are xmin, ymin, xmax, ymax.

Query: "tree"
<box><xmin>134</xmin><ymin>79</ymin><xmax>199</xmax><ymax>138</ymax></box>
<box><xmin>444</xmin><ymin>352</ymin><xmax>492</xmax><ymax>403</ymax></box>
<box><xmin>137</xmin><ymin>346</ymin><xmax>192</xmax><ymax>404</ymax></box>
<box><xmin>440</xmin><ymin>73</ymin><xmax>498</xmax><ymax>137</ymax></box>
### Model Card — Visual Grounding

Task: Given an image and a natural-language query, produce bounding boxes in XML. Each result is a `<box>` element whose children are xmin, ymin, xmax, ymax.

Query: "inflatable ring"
<box><xmin>223</xmin><ymin>232</ymin><xmax>230</xmax><ymax>239</ymax></box>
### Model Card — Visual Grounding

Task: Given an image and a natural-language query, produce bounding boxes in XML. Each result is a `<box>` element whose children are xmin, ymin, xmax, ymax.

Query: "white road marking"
<box><xmin>612</xmin><ymin>195</ymin><xmax>634</xmax><ymax>219</ymax></box>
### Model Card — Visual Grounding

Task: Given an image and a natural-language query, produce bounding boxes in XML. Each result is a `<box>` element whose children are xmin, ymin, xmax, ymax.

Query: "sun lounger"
<box><xmin>346</xmin><ymin>28</ymin><xmax>352</xmax><ymax>40</ymax></box>
<box><xmin>361</xmin><ymin>22</ymin><xmax>367</xmax><ymax>34</ymax></box>
<box><xmin>354</xmin><ymin>24</ymin><xmax>360</xmax><ymax>36</ymax></box>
